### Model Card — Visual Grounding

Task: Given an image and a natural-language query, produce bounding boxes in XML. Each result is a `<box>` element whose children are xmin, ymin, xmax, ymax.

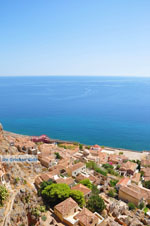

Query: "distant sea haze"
<box><xmin>0</xmin><ymin>76</ymin><xmax>150</xmax><ymax>151</ymax></box>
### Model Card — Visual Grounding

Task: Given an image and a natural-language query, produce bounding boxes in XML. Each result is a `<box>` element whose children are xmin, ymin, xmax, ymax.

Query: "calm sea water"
<box><xmin>0</xmin><ymin>76</ymin><xmax>150</xmax><ymax>151</ymax></box>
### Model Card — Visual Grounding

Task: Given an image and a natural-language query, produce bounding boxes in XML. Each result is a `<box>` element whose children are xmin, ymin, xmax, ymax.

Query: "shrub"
<box><xmin>144</xmin><ymin>207</ymin><xmax>148</xmax><ymax>214</ymax></box>
<box><xmin>102</xmin><ymin>163</ymin><xmax>114</xmax><ymax>169</ymax></box>
<box><xmin>79</xmin><ymin>179</ymin><xmax>93</xmax><ymax>189</ymax></box>
<box><xmin>0</xmin><ymin>185</ymin><xmax>8</xmax><ymax>206</ymax></box>
<box><xmin>128</xmin><ymin>202</ymin><xmax>136</xmax><ymax>210</ymax></box>
<box><xmin>14</xmin><ymin>177</ymin><xmax>20</xmax><ymax>184</ymax></box>
<box><xmin>138</xmin><ymin>202</ymin><xmax>145</xmax><ymax>210</ymax></box>
<box><xmin>143</xmin><ymin>180</ymin><xmax>150</xmax><ymax>189</ymax></box>
<box><xmin>108</xmin><ymin>189</ymin><xmax>115</xmax><ymax>198</ymax></box>
<box><xmin>39</xmin><ymin>206</ymin><xmax>46</xmax><ymax>212</ymax></box>
<box><xmin>41</xmin><ymin>215</ymin><xmax>47</xmax><ymax>221</ymax></box>
<box><xmin>79</xmin><ymin>144</ymin><xmax>83</xmax><ymax>150</ymax></box>
<box><xmin>86</xmin><ymin>195</ymin><xmax>105</xmax><ymax>213</ymax></box>
<box><xmin>86</xmin><ymin>161</ymin><xmax>107</xmax><ymax>176</ymax></box>
<box><xmin>54</xmin><ymin>152</ymin><xmax>62</xmax><ymax>159</ymax></box>
<box><xmin>116</xmin><ymin>164</ymin><xmax>120</xmax><ymax>170</ymax></box>
<box><xmin>110</xmin><ymin>179</ymin><xmax>119</xmax><ymax>187</ymax></box>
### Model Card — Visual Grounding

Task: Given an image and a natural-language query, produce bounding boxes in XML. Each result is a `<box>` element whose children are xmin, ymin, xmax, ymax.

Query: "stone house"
<box><xmin>39</xmin><ymin>156</ymin><xmax>57</xmax><ymax>168</ymax></box>
<box><xmin>71</xmin><ymin>184</ymin><xmax>91</xmax><ymax>200</ymax></box>
<box><xmin>54</xmin><ymin>197</ymin><xmax>80</xmax><ymax>226</ymax></box>
<box><xmin>131</xmin><ymin>173</ymin><xmax>141</xmax><ymax>185</ymax></box>
<box><xmin>56</xmin><ymin>177</ymin><xmax>75</xmax><ymax>188</ymax></box>
<box><xmin>74</xmin><ymin>207</ymin><xmax>105</xmax><ymax>226</ymax></box>
<box><xmin>54</xmin><ymin>198</ymin><xmax>105</xmax><ymax>226</ymax></box>
<box><xmin>67</xmin><ymin>162</ymin><xmax>86</xmax><ymax>177</ymax></box>
<box><xmin>118</xmin><ymin>185</ymin><xmax>144</xmax><ymax>206</ymax></box>
<box><xmin>119</xmin><ymin>161</ymin><xmax>137</xmax><ymax>176</ymax></box>
<box><xmin>116</xmin><ymin>177</ymin><xmax>130</xmax><ymax>190</ymax></box>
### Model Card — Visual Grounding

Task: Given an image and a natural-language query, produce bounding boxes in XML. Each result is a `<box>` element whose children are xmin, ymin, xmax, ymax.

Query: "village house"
<box><xmin>54</xmin><ymin>198</ymin><xmax>105</xmax><ymax>226</ymax></box>
<box><xmin>71</xmin><ymin>184</ymin><xmax>92</xmax><ymax>200</ymax></box>
<box><xmin>119</xmin><ymin>161</ymin><xmax>137</xmax><ymax>176</ymax></box>
<box><xmin>116</xmin><ymin>177</ymin><xmax>130</xmax><ymax>190</ymax></box>
<box><xmin>39</xmin><ymin>156</ymin><xmax>57</xmax><ymax>168</ymax></box>
<box><xmin>38</xmin><ymin>143</ymin><xmax>53</xmax><ymax>157</ymax></box>
<box><xmin>141</xmin><ymin>159</ymin><xmax>150</xmax><ymax>168</ymax></box>
<box><xmin>75</xmin><ymin>173</ymin><xmax>101</xmax><ymax>186</ymax></box>
<box><xmin>131</xmin><ymin>172</ymin><xmax>141</xmax><ymax>185</ymax></box>
<box><xmin>31</xmin><ymin>134</ymin><xmax>51</xmax><ymax>143</ymax></box>
<box><xmin>98</xmin><ymin>152</ymin><xmax>108</xmax><ymax>165</ymax></box>
<box><xmin>89</xmin><ymin>149</ymin><xmax>101</xmax><ymax>157</ymax></box>
<box><xmin>108</xmin><ymin>154</ymin><xmax>128</xmax><ymax>165</ymax></box>
<box><xmin>128</xmin><ymin>184</ymin><xmax>150</xmax><ymax>205</ymax></box>
<box><xmin>90</xmin><ymin>144</ymin><xmax>102</xmax><ymax>151</ymax></box>
<box><xmin>141</xmin><ymin>167</ymin><xmax>150</xmax><ymax>181</ymax></box>
<box><xmin>34</xmin><ymin>176</ymin><xmax>43</xmax><ymax>189</ymax></box>
<box><xmin>54</xmin><ymin>197</ymin><xmax>80</xmax><ymax>226</ymax></box>
<box><xmin>74</xmin><ymin>207</ymin><xmax>105</xmax><ymax>226</ymax></box>
<box><xmin>34</xmin><ymin>172</ymin><xmax>54</xmax><ymax>188</ymax></box>
<box><xmin>15</xmin><ymin>138</ymin><xmax>37</xmax><ymax>154</ymax></box>
<box><xmin>119</xmin><ymin>184</ymin><xmax>150</xmax><ymax>206</ymax></box>
<box><xmin>118</xmin><ymin>185</ymin><xmax>144</xmax><ymax>206</ymax></box>
<box><xmin>56</xmin><ymin>177</ymin><xmax>75</xmax><ymax>188</ymax></box>
<box><xmin>67</xmin><ymin>162</ymin><xmax>86</xmax><ymax>177</ymax></box>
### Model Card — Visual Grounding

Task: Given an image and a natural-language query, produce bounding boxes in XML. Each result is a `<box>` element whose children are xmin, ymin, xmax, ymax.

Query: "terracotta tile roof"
<box><xmin>131</xmin><ymin>173</ymin><xmax>141</xmax><ymax>184</ymax></box>
<box><xmin>35</xmin><ymin>176</ymin><xmax>43</xmax><ymax>187</ymax></box>
<box><xmin>56</xmin><ymin>177</ymin><xmax>74</xmax><ymax>185</ymax></box>
<box><xmin>71</xmin><ymin>184</ymin><xmax>91</xmax><ymax>196</ymax></box>
<box><xmin>120</xmin><ymin>186</ymin><xmax>143</xmax><ymax>201</ymax></box>
<box><xmin>69</xmin><ymin>162</ymin><xmax>86</xmax><ymax>172</ymax></box>
<box><xmin>40</xmin><ymin>156</ymin><xmax>54</xmax><ymax>165</ymax></box>
<box><xmin>128</xmin><ymin>184</ymin><xmax>150</xmax><ymax>200</ymax></box>
<box><xmin>141</xmin><ymin>167</ymin><xmax>150</xmax><ymax>177</ymax></box>
<box><xmin>54</xmin><ymin>197</ymin><xmax>78</xmax><ymax>216</ymax></box>
<box><xmin>74</xmin><ymin>208</ymin><xmax>98</xmax><ymax>226</ymax></box>
<box><xmin>141</xmin><ymin>159</ymin><xmax>150</xmax><ymax>167</ymax></box>
<box><xmin>40</xmin><ymin>173</ymin><xmax>53</xmax><ymax>181</ymax></box>
<box><xmin>116</xmin><ymin>177</ymin><xmax>130</xmax><ymax>187</ymax></box>
<box><xmin>119</xmin><ymin>161</ymin><xmax>137</xmax><ymax>172</ymax></box>
<box><xmin>144</xmin><ymin>177</ymin><xmax>150</xmax><ymax>181</ymax></box>
<box><xmin>75</xmin><ymin>174</ymin><xmax>86</xmax><ymax>182</ymax></box>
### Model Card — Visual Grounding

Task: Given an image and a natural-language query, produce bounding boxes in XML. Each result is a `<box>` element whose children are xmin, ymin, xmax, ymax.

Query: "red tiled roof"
<box><xmin>71</xmin><ymin>184</ymin><xmax>91</xmax><ymax>196</ymax></box>
<box><xmin>54</xmin><ymin>197</ymin><xmax>78</xmax><ymax>216</ymax></box>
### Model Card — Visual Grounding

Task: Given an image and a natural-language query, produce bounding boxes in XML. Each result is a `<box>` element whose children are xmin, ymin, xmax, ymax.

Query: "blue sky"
<box><xmin>0</xmin><ymin>0</ymin><xmax>150</xmax><ymax>76</ymax></box>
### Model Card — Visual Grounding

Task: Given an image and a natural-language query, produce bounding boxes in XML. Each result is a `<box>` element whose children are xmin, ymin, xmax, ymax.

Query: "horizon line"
<box><xmin>0</xmin><ymin>74</ymin><xmax>150</xmax><ymax>78</ymax></box>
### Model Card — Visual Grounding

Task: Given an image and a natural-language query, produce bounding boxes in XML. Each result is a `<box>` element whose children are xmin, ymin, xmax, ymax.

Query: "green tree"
<box><xmin>38</xmin><ymin>180</ymin><xmax>54</xmax><ymax>195</ymax></box>
<box><xmin>54</xmin><ymin>152</ymin><xmax>62</xmax><ymax>159</ymax></box>
<box><xmin>41</xmin><ymin>183</ymin><xmax>70</xmax><ymax>206</ymax></box>
<box><xmin>79</xmin><ymin>179</ymin><xmax>93</xmax><ymax>189</ymax></box>
<box><xmin>79</xmin><ymin>144</ymin><xmax>83</xmax><ymax>150</ymax></box>
<box><xmin>70</xmin><ymin>190</ymin><xmax>85</xmax><ymax>207</ymax></box>
<box><xmin>108</xmin><ymin>189</ymin><xmax>115</xmax><ymax>198</ymax></box>
<box><xmin>143</xmin><ymin>180</ymin><xmax>150</xmax><ymax>189</ymax></box>
<box><xmin>110</xmin><ymin>179</ymin><xmax>119</xmax><ymax>187</ymax></box>
<box><xmin>0</xmin><ymin>185</ymin><xmax>8</xmax><ymax>206</ymax></box>
<box><xmin>102</xmin><ymin>163</ymin><xmax>114</xmax><ymax>169</ymax></box>
<box><xmin>92</xmin><ymin>184</ymin><xmax>99</xmax><ymax>195</ymax></box>
<box><xmin>116</xmin><ymin>164</ymin><xmax>120</xmax><ymax>170</ymax></box>
<box><xmin>86</xmin><ymin>195</ymin><xmax>105</xmax><ymax>213</ymax></box>
<box><xmin>128</xmin><ymin>202</ymin><xmax>136</xmax><ymax>210</ymax></box>
<box><xmin>138</xmin><ymin>201</ymin><xmax>145</xmax><ymax>210</ymax></box>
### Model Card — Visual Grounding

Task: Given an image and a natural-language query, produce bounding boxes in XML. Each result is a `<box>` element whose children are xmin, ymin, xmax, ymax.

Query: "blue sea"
<box><xmin>0</xmin><ymin>76</ymin><xmax>150</xmax><ymax>151</ymax></box>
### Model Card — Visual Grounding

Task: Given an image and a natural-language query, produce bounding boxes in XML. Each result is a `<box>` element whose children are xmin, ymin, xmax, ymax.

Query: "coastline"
<box><xmin>4</xmin><ymin>130</ymin><xmax>150</xmax><ymax>161</ymax></box>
